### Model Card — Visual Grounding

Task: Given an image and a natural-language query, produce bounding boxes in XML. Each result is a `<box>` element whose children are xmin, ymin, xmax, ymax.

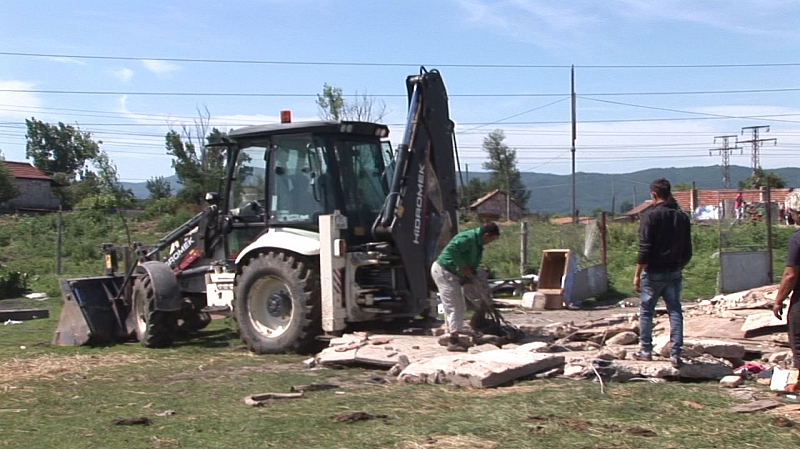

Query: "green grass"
<box><xmin>1</xmin><ymin>314</ymin><xmax>798</xmax><ymax>448</ymax></box>
<box><xmin>2</xmin><ymin>212</ymin><xmax>799</xmax><ymax>448</ymax></box>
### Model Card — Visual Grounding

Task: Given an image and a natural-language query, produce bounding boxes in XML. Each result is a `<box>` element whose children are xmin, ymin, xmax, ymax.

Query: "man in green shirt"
<box><xmin>431</xmin><ymin>222</ymin><xmax>501</xmax><ymax>352</ymax></box>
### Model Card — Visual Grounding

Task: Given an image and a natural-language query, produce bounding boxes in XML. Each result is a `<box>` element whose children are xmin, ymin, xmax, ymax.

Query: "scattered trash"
<box><xmin>23</xmin><ymin>293</ymin><xmax>47</xmax><ymax>300</ymax></box>
<box><xmin>770</xmin><ymin>367</ymin><xmax>799</xmax><ymax>393</ymax></box>
<box><xmin>244</xmin><ymin>392</ymin><xmax>304</xmax><ymax>407</ymax></box>
<box><xmin>112</xmin><ymin>417</ymin><xmax>152</xmax><ymax>426</ymax></box>
<box><xmin>155</xmin><ymin>410</ymin><xmax>176</xmax><ymax>417</ymax></box>
<box><xmin>4</xmin><ymin>320</ymin><xmax>22</xmax><ymax>325</ymax></box>
<box><xmin>289</xmin><ymin>383</ymin><xmax>339</xmax><ymax>393</ymax></box>
<box><xmin>19</xmin><ymin>346</ymin><xmax>25</xmax><ymax>350</ymax></box>
<box><xmin>730</xmin><ymin>399</ymin><xmax>783</xmax><ymax>413</ymax></box>
<box><xmin>330</xmin><ymin>411</ymin><xmax>392</xmax><ymax>423</ymax></box>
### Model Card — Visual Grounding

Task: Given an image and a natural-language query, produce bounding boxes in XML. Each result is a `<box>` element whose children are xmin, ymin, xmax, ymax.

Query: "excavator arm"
<box><xmin>376</xmin><ymin>67</ymin><xmax>459</xmax><ymax>303</ymax></box>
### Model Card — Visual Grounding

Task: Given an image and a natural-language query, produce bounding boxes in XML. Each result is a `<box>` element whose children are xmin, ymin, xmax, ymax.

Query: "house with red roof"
<box><xmin>1</xmin><ymin>161</ymin><xmax>61</xmax><ymax>213</ymax></box>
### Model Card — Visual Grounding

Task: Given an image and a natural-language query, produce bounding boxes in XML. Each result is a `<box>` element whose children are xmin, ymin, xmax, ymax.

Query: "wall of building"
<box><xmin>5</xmin><ymin>178</ymin><xmax>60</xmax><ymax>210</ymax></box>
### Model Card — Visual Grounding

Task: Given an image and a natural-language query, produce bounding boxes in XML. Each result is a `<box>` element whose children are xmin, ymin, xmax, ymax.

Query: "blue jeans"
<box><xmin>639</xmin><ymin>270</ymin><xmax>684</xmax><ymax>357</ymax></box>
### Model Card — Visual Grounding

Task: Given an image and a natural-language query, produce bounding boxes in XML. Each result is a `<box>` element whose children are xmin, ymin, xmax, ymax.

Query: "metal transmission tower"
<box><xmin>740</xmin><ymin>125</ymin><xmax>777</xmax><ymax>175</ymax></box>
<box><xmin>709</xmin><ymin>135</ymin><xmax>742</xmax><ymax>188</ymax></box>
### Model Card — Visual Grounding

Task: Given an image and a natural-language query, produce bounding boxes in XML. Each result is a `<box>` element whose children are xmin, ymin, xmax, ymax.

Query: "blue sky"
<box><xmin>2</xmin><ymin>0</ymin><xmax>800</xmax><ymax>183</ymax></box>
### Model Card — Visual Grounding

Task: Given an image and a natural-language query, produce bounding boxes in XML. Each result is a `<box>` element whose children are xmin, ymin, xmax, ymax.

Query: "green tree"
<box><xmin>738</xmin><ymin>168</ymin><xmax>786</xmax><ymax>189</ymax></box>
<box><xmin>481</xmin><ymin>130</ymin><xmax>530</xmax><ymax>210</ymax></box>
<box><xmin>166</xmin><ymin>109</ymin><xmax>227</xmax><ymax>204</ymax></box>
<box><xmin>673</xmin><ymin>182</ymin><xmax>693</xmax><ymax>191</ymax></box>
<box><xmin>316</xmin><ymin>84</ymin><xmax>387</xmax><ymax>122</ymax></box>
<box><xmin>0</xmin><ymin>152</ymin><xmax>19</xmax><ymax>203</ymax></box>
<box><xmin>24</xmin><ymin>118</ymin><xmax>100</xmax><ymax>179</ymax></box>
<box><xmin>146</xmin><ymin>176</ymin><xmax>173</xmax><ymax>200</ymax></box>
<box><xmin>619</xmin><ymin>200</ymin><xmax>633</xmax><ymax>214</ymax></box>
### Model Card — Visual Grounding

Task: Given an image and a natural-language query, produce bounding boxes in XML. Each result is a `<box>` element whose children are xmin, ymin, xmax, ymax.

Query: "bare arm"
<box><xmin>774</xmin><ymin>266</ymin><xmax>800</xmax><ymax>319</ymax></box>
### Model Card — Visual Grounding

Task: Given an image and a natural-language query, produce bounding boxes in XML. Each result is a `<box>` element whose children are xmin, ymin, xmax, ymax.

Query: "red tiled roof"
<box><xmin>4</xmin><ymin>161</ymin><xmax>53</xmax><ymax>181</ymax></box>
<box><xmin>673</xmin><ymin>188</ymin><xmax>791</xmax><ymax>210</ymax></box>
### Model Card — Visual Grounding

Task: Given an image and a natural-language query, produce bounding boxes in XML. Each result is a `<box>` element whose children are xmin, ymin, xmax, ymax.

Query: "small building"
<box><xmin>1</xmin><ymin>161</ymin><xmax>61</xmax><ymax>213</ymax></box>
<box><xmin>469</xmin><ymin>189</ymin><xmax>525</xmax><ymax>222</ymax></box>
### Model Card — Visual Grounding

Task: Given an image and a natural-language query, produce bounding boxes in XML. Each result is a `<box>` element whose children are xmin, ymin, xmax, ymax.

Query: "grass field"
<box><xmin>2</xmin><ymin>308</ymin><xmax>799</xmax><ymax>449</ymax></box>
<box><xmin>1</xmin><ymin>212</ymin><xmax>799</xmax><ymax>448</ymax></box>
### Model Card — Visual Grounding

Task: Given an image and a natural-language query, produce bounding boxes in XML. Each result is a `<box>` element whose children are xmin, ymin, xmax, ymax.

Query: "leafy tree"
<box><xmin>166</xmin><ymin>109</ymin><xmax>227</xmax><ymax>204</ymax></box>
<box><xmin>481</xmin><ymin>130</ymin><xmax>530</xmax><ymax>209</ymax></box>
<box><xmin>673</xmin><ymin>182</ymin><xmax>693</xmax><ymax>191</ymax></box>
<box><xmin>738</xmin><ymin>168</ymin><xmax>786</xmax><ymax>189</ymax></box>
<box><xmin>146</xmin><ymin>176</ymin><xmax>173</xmax><ymax>200</ymax></box>
<box><xmin>24</xmin><ymin>118</ymin><xmax>100</xmax><ymax>179</ymax></box>
<box><xmin>317</xmin><ymin>84</ymin><xmax>346</xmax><ymax>121</ymax></box>
<box><xmin>592</xmin><ymin>207</ymin><xmax>605</xmax><ymax>217</ymax></box>
<box><xmin>0</xmin><ymin>152</ymin><xmax>19</xmax><ymax>203</ymax></box>
<box><xmin>619</xmin><ymin>200</ymin><xmax>633</xmax><ymax>214</ymax></box>
<box><xmin>316</xmin><ymin>84</ymin><xmax>387</xmax><ymax>122</ymax></box>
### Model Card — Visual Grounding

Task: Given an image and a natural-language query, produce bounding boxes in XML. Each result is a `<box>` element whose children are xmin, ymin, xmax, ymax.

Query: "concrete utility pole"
<box><xmin>571</xmin><ymin>65</ymin><xmax>577</xmax><ymax>224</ymax></box>
<box><xmin>504</xmin><ymin>152</ymin><xmax>511</xmax><ymax>221</ymax></box>
<box><xmin>740</xmin><ymin>125</ymin><xmax>776</xmax><ymax>175</ymax></box>
<box><xmin>709</xmin><ymin>135</ymin><xmax>742</xmax><ymax>189</ymax></box>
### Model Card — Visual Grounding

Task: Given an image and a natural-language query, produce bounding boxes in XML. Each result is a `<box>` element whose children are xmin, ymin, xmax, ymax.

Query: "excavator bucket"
<box><xmin>53</xmin><ymin>275</ymin><xmax>132</xmax><ymax>346</ymax></box>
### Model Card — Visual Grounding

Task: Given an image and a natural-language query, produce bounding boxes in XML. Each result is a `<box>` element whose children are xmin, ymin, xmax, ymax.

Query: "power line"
<box><xmin>5</xmin><ymin>86</ymin><xmax>800</xmax><ymax>98</ymax></box>
<box><xmin>709</xmin><ymin>135</ymin><xmax>742</xmax><ymax>188</ymax></box>
<box><xmin>5</xmin><ymin>51</ymin><xmax>800</xmax><ymax>69</ymax></box>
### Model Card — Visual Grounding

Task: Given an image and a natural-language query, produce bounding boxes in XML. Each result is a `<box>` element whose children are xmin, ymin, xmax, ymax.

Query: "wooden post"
<box><xmin>600</xmin><ymin>211</ymin><xmax>607</xmax><ymax>266</ymax></box>
<box><xmin>520</xmin><ymin>221</ymin><xmax>529</xmax><ymax>276</ymax></box>
<box><xmin>56</xmin><ymin>206</ymin><xmax>63</xmax><ymax>275</ymax></box>
<box><xmin>766</xmin><ymin>178</ymin><xmax>774</xmax><ymax>282</ymax></box>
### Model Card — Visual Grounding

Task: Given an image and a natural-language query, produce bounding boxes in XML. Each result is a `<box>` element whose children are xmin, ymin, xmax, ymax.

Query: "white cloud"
<box><xmin>110</xmin><ymin>67</ymin><xmax>135</xmax><ymax>83</ymax></box>
<box><xmin>141</xmin><ymin>59</ymin><xmax>181</xmax><ymax>76</ymax></box>
<box><xmin>0</xmin><ymin>80</ymin><xmax>43</xmax><ymax>118</ymax></box>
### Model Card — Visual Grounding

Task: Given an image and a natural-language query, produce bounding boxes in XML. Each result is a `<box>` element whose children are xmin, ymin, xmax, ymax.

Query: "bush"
<box><xmin>136</xmin><ymin>197</ymin><xmax>191</xmax><ymax>222</ymax></box>
<box><xmin>0</xmin><ymin>265</ymin><xmax>27</xmax><ymax>299</ymax></box>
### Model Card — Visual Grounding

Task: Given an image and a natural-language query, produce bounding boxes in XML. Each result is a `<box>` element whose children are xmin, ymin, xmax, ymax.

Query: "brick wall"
<box><xmin>673</xmin><ymin>188</ymin><xmax>790</xmax><ymax>211</ymax></box>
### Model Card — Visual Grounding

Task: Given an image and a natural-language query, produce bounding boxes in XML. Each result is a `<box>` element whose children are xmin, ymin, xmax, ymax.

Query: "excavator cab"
<box><xmin>223</xmin><ymin>121</ymin><xmax>393</xmax><ymax>252</ymax></box>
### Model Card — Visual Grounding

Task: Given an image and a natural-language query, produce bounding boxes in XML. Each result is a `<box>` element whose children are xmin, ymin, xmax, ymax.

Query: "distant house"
<box><xmin>469</xmin><ymin>189</ymin><xmax>525</xmax><ymax>222</ymax></box>
<box><xmin>1</xmin><ymin>161</ymin><xmax>61</xmax><ymax>213</ymax></box>
<box><xmin>619</xmin><ymin>200</ymin><xmax>654</xmax><ymax>222</ymax></box>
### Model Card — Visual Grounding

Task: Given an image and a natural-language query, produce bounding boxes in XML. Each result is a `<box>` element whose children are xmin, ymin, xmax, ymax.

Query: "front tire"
<box><xmin>235</xmin><ymin>252</ymin><xmax>320</xmax><ymax>354</ymax></box>
<box><xmin>132</xmin><ymin>274</ymin><xmax>178</xmax><ymax>348</ymax></box>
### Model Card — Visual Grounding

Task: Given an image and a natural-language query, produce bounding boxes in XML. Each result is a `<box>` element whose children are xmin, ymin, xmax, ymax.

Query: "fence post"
<box><xmin>56</xmin><ymin>206</ymin><xmax>63</xmax><ymax>275</ymax></box>
<box><xmin>520</xmin><ymin>221</ymin><xmax>528</xmax><ymax>276</ymax></box>
<box><xmin>600</xmin><ymin>211</ymin><xmax>607</xmax><ymax>266</ymax></box>
<box><xmin>766</xmin><ymin>179</ymin><xmax>773</xmax><ymax>283</ymax></box>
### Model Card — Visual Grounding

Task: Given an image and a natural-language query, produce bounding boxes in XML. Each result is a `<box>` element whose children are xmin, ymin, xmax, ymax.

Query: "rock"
<box><xmin>611</xmin><ymin>360</ymin><xmax>680</xmax><ymax>381</ymax></box>
<box><xmin>730</xmin><ymin>399</ymin><xmax>783</xmax><ymax>413</ymax></box>
<box><xmin>534</xmin><ymin>367</ymin><xmax>563</xmax><ymax>379</ymax></box>
<box><xmin>474</xmin><ymin>334</ymin><xmax>505</xmax><ymax>346</ymax></box>
<box><xmin>563</xmin><ymin>364</ymin><xmax>587</xmax><ymax>378</ymax></box>
<box><xmin>503</xmin><ymin>344</ymin><xmax>520</xmax><ymax>350</ymax></box>
<box><xmin>606</xmin><ymin>347</ymin><xmax>628</xmax><ymax>360</ymax></box>
<box><xmin>720</xmin><ymin>375</ymin><xmax>745</xmax><ymax>388</ymax></box>
<box><xmin>606</xmin><ymin>331</ymin><xmax>638</xmax><ymax>346</ymax></box>
<box><xmin>694</xmin><ymin>340</ymin><xmax>746</xmax><ymax>359</ymax></box>
<box><xmin>515</xmin><ymin>342</ymin><xmax>549</xmax><ymax>353</ymax></box>
<box><xmin>469</xmin><ymin>344</ymin><xmax>502</xmax><ymax>354</ymax></box>
<box><xmin>769</xmin><ymin>351</ymin><xmax>791</xmax><ymax>364</ymax></box>
<box><xmin>742</xmin><ymin>311</ymin><xmax>787</xmax><ymax>337</ymax></box>
<box><xmin>678</xmin><ymin>359</ymin><xmax>734</xmax><ymax>380</ymax></box>
<box><xmin>562</xmin><ymin>341</ymin><xmax>600</xmax><ymax>352</ymax></box>
<box><xmin>654</xmin><ymin>336</ymin><xmax>672</xmax><ymax>357</ymax></box>
<box><xmin>398</xmin><ymin>351</ymin><xmax>566</xmax><ymax>388</ymax></box>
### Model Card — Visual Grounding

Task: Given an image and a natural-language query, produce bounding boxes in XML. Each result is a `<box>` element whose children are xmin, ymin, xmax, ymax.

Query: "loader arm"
<box><xmin>376</xmin><ymin>68</ymin><xmax>458</xmax><ymax>303</ymax></box>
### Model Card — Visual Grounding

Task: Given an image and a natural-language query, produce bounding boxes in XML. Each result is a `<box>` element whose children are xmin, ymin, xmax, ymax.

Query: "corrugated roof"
<box><xmin>4</xmin><ymin>161</ymin><xmax>53</xmax><ymax>181</ymax></box>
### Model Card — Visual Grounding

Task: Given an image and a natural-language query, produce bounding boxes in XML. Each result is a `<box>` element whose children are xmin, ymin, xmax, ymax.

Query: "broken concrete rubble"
<box><xmin>311</xmin><ymin>284</ymin><xmax>794</xmax><ymax>388</ymax></box>
<box><xmin>398</xmin><ymin>352</ymin><xmax>566</xmax><ymax>388</ymax></box>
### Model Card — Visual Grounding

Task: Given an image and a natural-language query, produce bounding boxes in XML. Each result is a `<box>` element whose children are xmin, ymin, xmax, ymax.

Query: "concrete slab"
<box><xmin>398</xmin><ymin>351</ymin><xmax>565</xmax><ymax>388</ymax></box>
<box><xmin>0</xmin><ymin>308</ymin><xmax>49</xmax><ymax>321</ymax></box>
<box><xmin>316</xmin><ymin>334</ymin><xmax>458</xmax><ymax>368</ymax></box>
<box><xmin>742</xmin><ymin>312</ymin><xmax>787</xmax><ymax>337</ymax></box>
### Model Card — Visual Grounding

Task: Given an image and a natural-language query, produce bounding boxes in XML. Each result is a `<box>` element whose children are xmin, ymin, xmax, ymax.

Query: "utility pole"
<box><xmin>709</xmin><ymin>135</ymin><xmax>742</xmax><ymax>189</ymax></box>
<box><xmin>571</xmin><ymin>65</ymin><xmax>577</xmax><ymax>224</ymax></box>
<box><xmin>504</xmin><ymin>152</ymin><xmax>511</xmax><ymax>221</ymax></box>
<box><xmin>611</xmin><ymin>175</ymin><xmax>616</xmax><ymax>217</ymax></box>
<box><xmin>740</xmin><ymin>125</ymin><xmax>776</xmax><ymax>176</ymax></box>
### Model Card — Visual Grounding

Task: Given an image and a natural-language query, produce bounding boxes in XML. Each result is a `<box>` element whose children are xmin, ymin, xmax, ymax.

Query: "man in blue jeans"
<box><xmin>633</xmin><ymin>178</ymin><xmax>693</xmax><ymax>368</ymax></box>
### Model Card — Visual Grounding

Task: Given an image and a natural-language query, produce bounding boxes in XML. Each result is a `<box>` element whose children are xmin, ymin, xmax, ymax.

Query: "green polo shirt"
<box><xmin>435</xmin><ymin>227</ymin><xmax>483</xmax><ymax>275</ymax></box>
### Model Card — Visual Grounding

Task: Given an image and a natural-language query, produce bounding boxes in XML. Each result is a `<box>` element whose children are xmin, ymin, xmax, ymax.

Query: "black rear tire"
<box><xmin>235</xmin><ymin>252</ymin><xmax>320</xmax><ymax>354</ymax></box>
<box><xmin>132</xmin><ymin>274</ymin><xmax>178</xmax><ymax>348</ymax></box>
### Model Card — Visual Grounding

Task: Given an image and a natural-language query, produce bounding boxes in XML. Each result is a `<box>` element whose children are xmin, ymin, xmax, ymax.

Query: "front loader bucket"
<box><xmin>53</xmin><ymin>275</ymin><xmax>132</xmax><ymax>346</ymax></box>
